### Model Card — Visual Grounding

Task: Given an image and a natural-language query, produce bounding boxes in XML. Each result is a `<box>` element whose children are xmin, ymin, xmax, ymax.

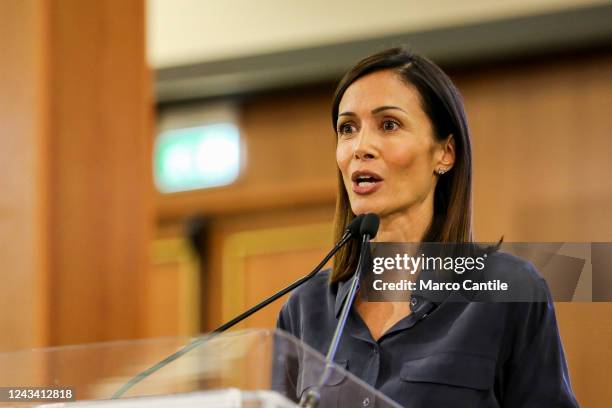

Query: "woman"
<box><xmin>276</xmin><ymin>47</ymin><xmax>579</xmax><ymax>407</ymax></box>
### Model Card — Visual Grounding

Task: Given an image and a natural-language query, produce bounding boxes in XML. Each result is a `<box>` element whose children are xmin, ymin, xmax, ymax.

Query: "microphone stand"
<box><xmin>299</xmin><ymin>233</ymin><xmax>372</xmax><ymax>408</ymax></box>
<box><xmin>111</xmin><ymin>226</ymin><xmax>359</xmax><ymax>399</ymax></box>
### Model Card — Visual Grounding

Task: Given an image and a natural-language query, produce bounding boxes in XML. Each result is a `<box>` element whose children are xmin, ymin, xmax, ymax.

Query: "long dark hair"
<box><xmin>331</xmin><ymin>47</ymin><xmax>475</xmax><ymax>283</ymax></box>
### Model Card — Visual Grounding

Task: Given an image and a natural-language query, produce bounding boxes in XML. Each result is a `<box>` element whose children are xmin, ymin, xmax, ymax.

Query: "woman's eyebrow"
<box><xmin>371</xmin><ymin>105</ymin><xmax>407</xmax><ymax>115</ymax></box>
<box><xmin>338</xmin><ymin>105</ymin><xmax>407</xmax><ymax>117</ymax></box>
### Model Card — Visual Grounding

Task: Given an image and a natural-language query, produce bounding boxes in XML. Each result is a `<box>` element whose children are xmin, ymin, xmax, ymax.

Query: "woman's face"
<box><xmin>336</xmin><ymin>69</ymin><xmax>453</xmax><ymax>219</ymax></box>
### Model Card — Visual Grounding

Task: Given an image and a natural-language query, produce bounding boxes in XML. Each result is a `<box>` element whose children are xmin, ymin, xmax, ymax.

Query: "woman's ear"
<box><xmin>435</xmin><ymin>134</ymin><xmax>455</xmax><ymax>174</ymax></box>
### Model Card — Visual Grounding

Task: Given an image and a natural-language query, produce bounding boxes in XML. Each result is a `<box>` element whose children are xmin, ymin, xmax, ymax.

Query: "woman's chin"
<box><xmin>351</xmin><ymin>203</ymin><xmax>382</xmax><ymax>216</ymax></box>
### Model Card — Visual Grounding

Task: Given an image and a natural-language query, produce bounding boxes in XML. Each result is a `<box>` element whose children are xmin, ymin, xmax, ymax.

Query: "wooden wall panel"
<box><xmin>0</xmin><ymin>0</ymin><xmax>50</xmax><ymax>350</ymax></box>
<box><xmin>0</xmin><ymin>0</ymin><xmax>153</xmax><ymax>350</ymax></box>
<box><xmin>456</xmin><ymin>52</ymin><xmax>612</xmax><ymax>242</ymax></box>
<box><xmin>48</xmin><ymin>0</ymin><xmax>154</xmax><ymax>345</ymax></box>
<box><xmin>222</xmin><ymin>224</ymin><xmax>333</xmax><ymax>330</ymax></box>
<box><xmin>204</xmin><ymin>205</ymin><xmax>335</xmax><ymax>331</ymax></box>
<box><xmin>555</xmin><ymin>303</ymin><xmax>612</xmax><ymax>408</ymax></box>
<box><xmin>241</xmin><ymin>249</ymin><xmax>328</xmax><ymax>329</ymax></box>
<box><xmin>146</xmin><ymin>238</ymin><xmax>200</xmax><ymax>337</ymax></box>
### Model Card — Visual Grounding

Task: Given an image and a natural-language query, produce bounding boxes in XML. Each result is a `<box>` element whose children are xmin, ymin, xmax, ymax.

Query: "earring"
<box><xmin>436</xmin><ymin>168</ymin><xmax>447</xmax><ymax>175</ymax></box>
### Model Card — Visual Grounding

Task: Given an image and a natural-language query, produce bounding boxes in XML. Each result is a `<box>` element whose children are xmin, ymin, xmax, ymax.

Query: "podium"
<box><xmin>0</xmin><ymin>329</ymin><xmax>401</xmax><ymax>407</ymax></box>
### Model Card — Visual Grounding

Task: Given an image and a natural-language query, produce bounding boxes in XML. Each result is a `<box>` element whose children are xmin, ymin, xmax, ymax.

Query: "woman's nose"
<box><xmin>353</xmin><ymin>131</ymin><xmax>378</xmax><ymax>160</ymax></box>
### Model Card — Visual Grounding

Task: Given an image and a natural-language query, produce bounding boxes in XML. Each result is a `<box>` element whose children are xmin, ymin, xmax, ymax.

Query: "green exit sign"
<box><xmin>154</xmin><ymin>123</ymin><xmax>241</xmax><ymax>193</ymax></box>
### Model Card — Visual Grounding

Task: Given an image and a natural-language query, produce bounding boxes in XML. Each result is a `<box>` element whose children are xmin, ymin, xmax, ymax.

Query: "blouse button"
<box><xmin>410</xmin><ymin>296</ymin><xmax>418</xmax><ymax>307</ymax></box>
<box><xmin>362</xmin><ymin>397</ymin><xmax>371</xmax><ymax>407</ymax></box>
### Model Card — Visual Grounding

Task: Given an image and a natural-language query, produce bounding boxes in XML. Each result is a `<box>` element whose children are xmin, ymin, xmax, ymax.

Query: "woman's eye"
<box><xmin>382</xmin><ymin>120</ymin><xmax>400</xmax><ymax>131</ymax></box>
<box><xmin>338</xmin><ymin>123</ymin><xmax>355</xmax><ymax>135</ymax></box>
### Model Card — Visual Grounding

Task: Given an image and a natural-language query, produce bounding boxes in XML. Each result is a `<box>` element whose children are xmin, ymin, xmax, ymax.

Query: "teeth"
<box><xmin>354</xmin><ymin>175</ymin><xmax>380</xmax><ymax>185</ymax></box>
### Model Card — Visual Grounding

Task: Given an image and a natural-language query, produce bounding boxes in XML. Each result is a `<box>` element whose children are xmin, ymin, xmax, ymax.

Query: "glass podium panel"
<box><xmin>0</xmin><ymin>329</ymin><xmax>402</xmax><ymax>408</ymax></box>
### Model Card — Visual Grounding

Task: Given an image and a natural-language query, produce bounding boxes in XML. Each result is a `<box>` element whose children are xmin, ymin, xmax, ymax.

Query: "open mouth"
<box><xmin>351</xmin><ymin>171</ymin><xmax>383</xmax><ymax>195</ymax></box>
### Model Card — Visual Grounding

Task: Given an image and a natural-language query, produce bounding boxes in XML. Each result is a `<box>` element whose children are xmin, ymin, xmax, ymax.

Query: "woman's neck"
<box><xmin>373</xmin><ymin>200</ymin><xmax>434</xmax><ymax>243</ymax></box>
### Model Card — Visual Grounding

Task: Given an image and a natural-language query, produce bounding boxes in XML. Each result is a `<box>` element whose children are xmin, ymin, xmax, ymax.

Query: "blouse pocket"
<box><xmin>399</xmin><ymin>353</ymin><xmax>496</xmax><ymax>407</ymax></box>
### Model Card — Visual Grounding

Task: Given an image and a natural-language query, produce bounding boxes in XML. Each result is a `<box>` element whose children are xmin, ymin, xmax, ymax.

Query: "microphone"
<box><xmin>359</xmin><ymin>212</ymin><xmax>380</xmax><ymax>239</ymax></box>
<box><xmin>111</xmin><ymin>214</ymin><xmax>366</xmax><ymax>399</ymax></box>
<box><xmin>300</xmin><ymin>213</ymin><xmax>380</xmax><ymax>408</ymax></box>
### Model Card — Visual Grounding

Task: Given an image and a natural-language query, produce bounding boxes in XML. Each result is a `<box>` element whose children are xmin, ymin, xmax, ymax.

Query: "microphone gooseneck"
<box><xmin>299</xmin><ymin>213</ymin><xmax>380</xmax><ymax>408</ymax></box>
<box><xmin>111</xmin><ymin>215</ymin><xmax>366</xmax><ymax>399</ymax></box>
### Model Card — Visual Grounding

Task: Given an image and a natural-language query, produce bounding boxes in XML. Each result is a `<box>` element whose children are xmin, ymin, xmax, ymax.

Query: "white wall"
<box><xmin>147</xmin><ymin>0</ymin><xmax>611</xmax><ymax>68</ymax></box>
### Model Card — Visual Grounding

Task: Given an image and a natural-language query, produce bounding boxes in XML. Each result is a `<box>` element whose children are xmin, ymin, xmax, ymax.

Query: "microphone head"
<box><xmin>359</xmin><ymin>213</ymin><xmax>380</xmax><ymax>239</ymax></box>
<box><xmin>346</xmin><ymin>214</ymin><xmax>365</xmax><ymax>237</ymax></box>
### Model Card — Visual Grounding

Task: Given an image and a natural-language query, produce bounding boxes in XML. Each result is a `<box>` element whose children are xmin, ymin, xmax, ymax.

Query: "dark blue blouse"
<box><xmin>275</xmin><ymin>251</ymin><xmax>579</xmax><ymax>408</ymax></box>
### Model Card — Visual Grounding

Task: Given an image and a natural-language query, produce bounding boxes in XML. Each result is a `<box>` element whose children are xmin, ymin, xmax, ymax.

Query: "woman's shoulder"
<box><xmin>484</xmin><ymin>250</ymin><xmax>542</xmax><ymax>278</ymax></box>
<box><xmin>477</xmin><ymin>250</ymin><xmax>550</xmax><ymax>302</ymax></box>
